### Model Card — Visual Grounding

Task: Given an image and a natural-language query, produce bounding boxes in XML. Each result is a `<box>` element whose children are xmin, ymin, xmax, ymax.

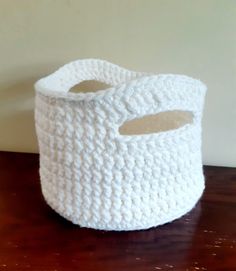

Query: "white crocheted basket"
<box><xmin>35</xmin><ymin>59</ymin><xmax>207</xmax><ymax>231</ymax></box>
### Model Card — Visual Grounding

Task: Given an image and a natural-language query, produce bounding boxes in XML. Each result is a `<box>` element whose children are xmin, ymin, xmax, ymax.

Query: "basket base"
<box><xmin>41</xmin><ymin>184</ymin><xmax>204</xmax><ymax>231</ymax></box>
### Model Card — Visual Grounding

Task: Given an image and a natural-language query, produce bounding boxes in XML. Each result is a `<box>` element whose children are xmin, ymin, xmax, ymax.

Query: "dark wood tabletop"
<box><xmin>0</xmin><ymin>151</ymin><xmax>235</xmax><ymax>271</ymax></box>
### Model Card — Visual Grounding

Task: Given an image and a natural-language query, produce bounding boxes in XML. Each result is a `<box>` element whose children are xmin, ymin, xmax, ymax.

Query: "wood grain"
<box><xmin>0</xmin><ymin>151</ymin><xmax>235</xmax><ymax>271</ymax></box>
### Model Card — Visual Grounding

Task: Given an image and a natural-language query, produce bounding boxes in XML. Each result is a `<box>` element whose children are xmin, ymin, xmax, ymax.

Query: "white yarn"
<box><xmin>34</xmin><ymin>59</ymin><xmax>207</xmax><ymax>231</ymax></box>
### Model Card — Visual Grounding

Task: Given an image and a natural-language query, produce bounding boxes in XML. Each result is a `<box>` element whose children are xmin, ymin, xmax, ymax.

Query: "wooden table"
<box><xmin>0</xmin><ymin>151</ymin><xmax>235</xmax><ymax>271</ymax></box>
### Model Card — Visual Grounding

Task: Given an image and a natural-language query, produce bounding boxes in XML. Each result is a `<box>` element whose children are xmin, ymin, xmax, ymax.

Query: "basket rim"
<box><xmin>34</xmin><ymin>59</ymin><xmax>207</xmax><ymax>102</ymax></box>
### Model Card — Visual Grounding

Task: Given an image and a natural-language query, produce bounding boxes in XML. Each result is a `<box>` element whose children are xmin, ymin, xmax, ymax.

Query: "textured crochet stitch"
<box><xmin>34</xmin><ymin>59</ymin><xmax>207</xmax><ymax>231</ymax></box>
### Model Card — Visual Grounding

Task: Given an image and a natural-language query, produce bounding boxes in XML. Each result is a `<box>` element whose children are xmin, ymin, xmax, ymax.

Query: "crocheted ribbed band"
<box><xmin>34</xmin><ymin>59</ymin><xmax>207</xmax><ymax>231</ymax></box>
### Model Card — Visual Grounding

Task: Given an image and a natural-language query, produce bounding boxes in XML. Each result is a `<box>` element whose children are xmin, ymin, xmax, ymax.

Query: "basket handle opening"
<box><xmin>119</xmin><ymin>110</ymin><xmax>193</xmax><ymax>136</ymax></box>
<box><xmin>69</xmin><ymin>80</ymin><xmax>112</xmax><ymax>94</ymax></box>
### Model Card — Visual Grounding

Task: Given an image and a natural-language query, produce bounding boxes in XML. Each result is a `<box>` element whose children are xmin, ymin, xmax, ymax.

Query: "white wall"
<box><xmin>0</xmin><ymin>0</ymin><xmax>235</xmax><ymax>167</ymax></box>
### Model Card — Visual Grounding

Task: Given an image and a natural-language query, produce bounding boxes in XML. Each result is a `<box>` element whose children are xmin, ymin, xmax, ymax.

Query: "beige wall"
<box><xmin>0</xmin><ymin>0</ymin><xmax>235</xmax><ymax>167</ymax></box>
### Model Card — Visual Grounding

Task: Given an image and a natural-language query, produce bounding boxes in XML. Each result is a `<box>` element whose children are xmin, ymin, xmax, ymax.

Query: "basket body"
<box><xmin>35</xmin><ymin>59</ymin><xmax>206</xmax><ymax>231</ymax></box>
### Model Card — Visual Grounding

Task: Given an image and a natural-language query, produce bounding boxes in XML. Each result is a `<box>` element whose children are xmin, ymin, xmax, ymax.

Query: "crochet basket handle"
<box><xmin>35</xmin><ymin>59</ymin><xmax>147</xmax><ymax>93</ymax></box>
